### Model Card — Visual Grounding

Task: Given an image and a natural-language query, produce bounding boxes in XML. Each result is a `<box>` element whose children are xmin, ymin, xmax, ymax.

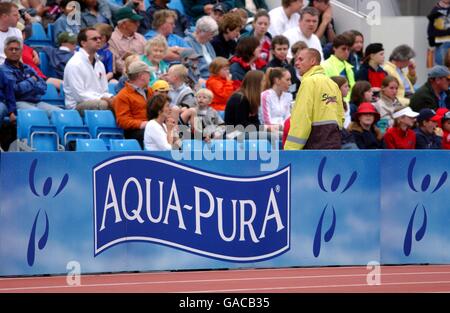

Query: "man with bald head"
<box><xmin>284</xmin><ymin>48</ymin><xmax>344</xmax><ymax>150</ymax></box>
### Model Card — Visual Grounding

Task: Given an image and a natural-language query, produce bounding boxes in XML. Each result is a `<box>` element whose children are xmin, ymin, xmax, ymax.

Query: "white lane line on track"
<box><xmin>2</xmin><ymin>272</ymin><xmax>450</xmax><ymax>292</ymax></box>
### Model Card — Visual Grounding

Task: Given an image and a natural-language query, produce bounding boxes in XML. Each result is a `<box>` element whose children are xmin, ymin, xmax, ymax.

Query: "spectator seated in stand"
<box><xmin>63</xmin><ymin>27</ymin><xmax>114</xmax><ymax>114</ymax></box>
<box><xmin>113</xmin><ymin>60</ymin><xmax>153</xmax><ymax>147</ymax></box>
<box><xmin>0</xmin><ymin>36</ymin><xmax>61</xmax><ymax>118</ymax></box>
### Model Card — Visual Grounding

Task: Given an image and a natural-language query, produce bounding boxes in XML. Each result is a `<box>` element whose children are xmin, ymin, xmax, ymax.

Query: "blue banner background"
<box><xmin>1</xmin><ymin>150</ymin><xmax>442</xmax><ymax>276</ymax></box>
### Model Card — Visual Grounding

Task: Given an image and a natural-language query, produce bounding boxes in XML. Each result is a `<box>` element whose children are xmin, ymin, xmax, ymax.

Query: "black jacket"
<box><xmin>225</xmin><ymin>92</ymin><xmax>260</xmax><ymax>128</ymax></box>
<box><xmin>410</xmin><ymin>81</ymin><xmax>450</xmax><ymax>112</ymax></box>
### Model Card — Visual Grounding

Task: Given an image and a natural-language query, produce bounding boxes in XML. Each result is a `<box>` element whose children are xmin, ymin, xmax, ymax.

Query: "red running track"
<box><xmin>1</xmin><ymin>265</ymin><xmax>450</xmax><ymax>293</ymax></box>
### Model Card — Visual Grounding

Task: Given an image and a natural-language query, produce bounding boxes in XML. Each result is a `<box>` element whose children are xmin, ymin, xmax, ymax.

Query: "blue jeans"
<box><xmin>435</xmin><ymin>42</ymin><xmax>450</xmax><ymax>66</ymax></box>
<box><xmin>0</xmin><ymin>101</ymin><xmax>8</xmax><ymax>126</ymax></box>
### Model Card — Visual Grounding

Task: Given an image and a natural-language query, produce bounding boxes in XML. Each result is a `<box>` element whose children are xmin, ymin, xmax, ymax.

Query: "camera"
<box><xmin>19</xmin><ymin>8</ymin><xmax>26</xmax><ymax>19</ymax></box>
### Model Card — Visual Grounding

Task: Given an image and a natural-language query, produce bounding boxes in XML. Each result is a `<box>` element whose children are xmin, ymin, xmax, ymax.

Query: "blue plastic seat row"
<box><xmin>76</xmin><ymin>138</ymin><xmax>141</xmax><ymax>151</ymax></box>
<box><xmin>16</xmin><ymin>109</ymin><xmax>125</xmax><ymax>151</ymax></box>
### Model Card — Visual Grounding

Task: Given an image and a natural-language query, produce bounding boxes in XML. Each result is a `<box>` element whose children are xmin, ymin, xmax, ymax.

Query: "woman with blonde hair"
<box><xmin>141</xmin><ymin>35</ymin><xmax>169</xmax><ymax>86</ymax></box>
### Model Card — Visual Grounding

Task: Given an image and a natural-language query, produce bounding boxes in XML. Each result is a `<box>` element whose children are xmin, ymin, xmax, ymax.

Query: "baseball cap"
<box><xmin>152</xmin><ymin>80</ymin><xmax>170</xmax><ymax>92</ymax></box>
<box><xmin>417</xmin><ymin>108</ymin><xmax>441</xmax><ymax>123</ymax></box>
<box><xmin>428</xmin><ymin>65</ymin><xmax>450</xmax><ymax>79</ymax></box>
<box><xmin>180</xmin><ymin>48</ymin><xmax>202</xmax><ymax>61</ymax></box>
<box><xmin>114</xmin><ymin>7</ymin><xmax>143</xmax><ymax>24</ymax></box>
<box><xmin>213</xmin><ymin>3</ymin><xmax>227</xmax><ymax>13</ymax></box>
<box><xmin>392</xmin><ymin>107</ymin><xmax>419</xmax><ymax>119</ymax></box>
<box><xmin>127</xmin><ymin>61</ymin><xmax>151</xmax><ymax>75</ymax></box>
<box><xmin>364</xmin><ymin>43</ymin><xmax>384</xmax><ymax>58</ymax></box>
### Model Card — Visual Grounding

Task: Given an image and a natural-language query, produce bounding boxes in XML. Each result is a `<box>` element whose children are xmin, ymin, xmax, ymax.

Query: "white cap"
<box><xmin>392</xmin><ymin>107</ymin><xmax>419</xmax><ymax>119</ymax></box>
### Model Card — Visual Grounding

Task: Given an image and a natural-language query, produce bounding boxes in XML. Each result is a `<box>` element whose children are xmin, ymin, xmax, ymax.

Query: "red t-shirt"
<box><xmin>22</xmin><ymin>44</ymin><xmax>46</xmax><ymax>79</ymax></box>
<box><xmin>442</xmin><ymin>130</ymin><xmax>450</xmax><ymax>150</ymax></box>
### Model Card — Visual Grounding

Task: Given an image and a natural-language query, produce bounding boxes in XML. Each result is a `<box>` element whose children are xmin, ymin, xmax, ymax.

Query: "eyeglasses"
<box><xmin>88</xmin><ymin>36</ymin><xmax>102</xmax><ymax>41</ymax></box>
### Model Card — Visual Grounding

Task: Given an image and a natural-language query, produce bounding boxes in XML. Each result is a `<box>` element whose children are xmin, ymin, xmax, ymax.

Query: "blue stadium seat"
<box><xmin>39</xmin><ymin>51</ymin><xmax>57</xmax><ymax>78</ymax></box>
<box><xmin>17</xmin><ymin>109</ymin><xmax>59</xmax><ymax>151</ymax></box>
<box><xmin>41</xmin><ymin>83</ymin><xmax>64</xmax><ymax>107</ymax></box>
<box><xmin>109</xmin><ymin>139</ymin><xmax>142</xmax><ymax>151</ymax></box>
<box><xmin>76</xmin><ymin>139</ymin><xmax>108</xmax><ymax>151</ymax></box>
<box><xmin>84</xmin><ymin>110</ymin><xmax>124</xmax><ymax>145</ymax></box>
<box><xmin>51</xmin><ymin>110</ymin><xmax>91</xmax><ymax>147</ymax></box>
<box><xmin>167</xmin><ymin>0</ymin><xmax>186</xmax><ymax>15</ymax></box>
<box><xmin>47</xmin><ymin>23</ymin><xmax>55</xmax><ymax>45</ymax></box>
<box><xmin>108</xmin><ymin>83</ymin><xmax>117</xmax><ymax>95</ymax></box>
<box><xmin>217</xmin><ymin>110</ymin><xmax>225</xmax><ymax>121</ymax></box>
<box><xmin>25</xmin><ymin>23</ymin><xmax>52</xmax><ymax>47</ymax></box>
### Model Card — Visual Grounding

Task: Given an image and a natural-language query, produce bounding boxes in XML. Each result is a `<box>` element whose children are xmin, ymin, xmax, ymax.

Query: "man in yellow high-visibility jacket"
<box><xmin>284</xmin><ymin>48</ymin><xmax>344</xmax><ymax>150</ymax></box>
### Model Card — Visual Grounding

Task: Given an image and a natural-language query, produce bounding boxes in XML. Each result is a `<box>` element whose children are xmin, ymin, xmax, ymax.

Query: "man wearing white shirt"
<box><xmin>268</xmin><ymin>0</ymin><xmax>303</xmax><ymax>37</ymax></box>
<box><xmin>0</xmin><ymin>2</ymin><xmax>21</xmax><ymax>65</ymax></box>
<box><xmin>283</xmin><ymin>6</ymin><xmax>323</xmax><ymax>61</ymax></box>
<box><xmin>64</xmin><ymin>27</ymin><xmax>114</xmax><ymax>114</ymax></box>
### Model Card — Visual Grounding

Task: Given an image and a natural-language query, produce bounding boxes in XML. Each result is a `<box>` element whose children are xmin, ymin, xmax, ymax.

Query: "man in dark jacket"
<box><xmin>41</xmin><ymin>32</ymin><xmax>76</xmax><ymax>80</ymax></box>
<box><xmin>182</xmin><ymin>0</ymin><xmax>235</xmax><ymax>21</ymax></box>
<box><xmin>0</xmin><ymin>68</ymin><xmax>16</xmax><ymax>126</ymax></box>
<box><xmin>0</xmin><ymin>36</ymin><xmax>60</xmax><ymax>117</ymax></box>
<box><xmin>410</xmin><ymin>65</ymin><xmax>450</xmax><ymax>112</ymax></box>
<box><xmin>415</xmin><ymin>108</ymin><xmax>442</xmax><ymax>149</ymax></box>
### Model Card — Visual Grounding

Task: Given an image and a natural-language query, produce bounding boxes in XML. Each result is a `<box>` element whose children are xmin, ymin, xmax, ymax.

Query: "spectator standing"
<box><xmin>284</xmin><ymin>48</ymin><xmax>344</xmax><ymax>150</ymax></box>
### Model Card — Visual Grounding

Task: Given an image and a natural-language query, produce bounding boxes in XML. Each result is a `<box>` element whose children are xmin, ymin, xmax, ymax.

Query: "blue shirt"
<box><xmin>0</xmin><ymin>69</ymin><xmax>16</xmax><ymax>113</ymax></box>
<box><xmin>143</xmin><ymin>30</ymin><xmax>189</xmax><ymax>49</ymax></box>
<box><xmin>97</xmin><ymin>44</ymin><xmax>114</xmax><ymax>74</ymax></box>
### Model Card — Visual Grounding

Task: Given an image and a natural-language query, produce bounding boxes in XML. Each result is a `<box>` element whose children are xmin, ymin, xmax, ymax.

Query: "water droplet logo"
<box><xmin>403</xmin><ymin>158</ymin><xmax>446</xmax><ymax>256</ymax></box>
<box><xmin>313</xmin><ymin>157</ymin><xmax>357</xmax><ymax>257</ymax></box>
<box><xmin>26</xmin><ymin>159</ymin><xmax>69</xmax><ymax>266</ymax></box>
